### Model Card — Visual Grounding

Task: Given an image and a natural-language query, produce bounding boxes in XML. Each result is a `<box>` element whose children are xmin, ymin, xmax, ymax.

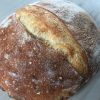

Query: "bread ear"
<box><xmin>16</xmin><ymin>5</ymin><xmax>88</xmax><ymax>77</ymax></box>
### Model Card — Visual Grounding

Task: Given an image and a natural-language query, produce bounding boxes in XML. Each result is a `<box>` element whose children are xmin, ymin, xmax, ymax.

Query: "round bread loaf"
<box><xmin>0</xmin><ymin>0</ymin><xmax>99</xmax><ymax>100</ymax></box>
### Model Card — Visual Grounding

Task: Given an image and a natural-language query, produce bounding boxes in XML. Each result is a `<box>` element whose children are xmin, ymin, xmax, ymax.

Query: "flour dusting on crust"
<box><xmin>36</xmin><ymin>0</ymin><xmax>98</xmax><ymax>51</ymax></box>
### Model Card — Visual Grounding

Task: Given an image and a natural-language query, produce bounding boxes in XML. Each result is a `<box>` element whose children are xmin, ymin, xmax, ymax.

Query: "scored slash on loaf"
<box><xmin>16</xmin><ymin>5</ymin><xmax>88</xmax><ymax>77</ymax></box>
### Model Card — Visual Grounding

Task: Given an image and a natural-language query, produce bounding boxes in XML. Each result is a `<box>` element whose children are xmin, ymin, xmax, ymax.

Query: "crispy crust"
<box><xmin>0</xmin><ymin>1</ymin><xmax>98</xmax><ymax>100</ymax></box>
<box><xmin>36</xmin><ymin>2</ymin><xmax>98</xmax><ymax>51</ymax></box>
<box><xmin>0</xmin><ymin>14</ymin><xmax>83</xmax><ymax>100</ymax></box>
<box><xmin>16</xmin><ymin>5</ymin><xmax>89</xmax><ymax>77</ymax></box>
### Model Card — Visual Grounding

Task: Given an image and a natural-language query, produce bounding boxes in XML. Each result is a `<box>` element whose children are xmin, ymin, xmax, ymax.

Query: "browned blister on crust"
<box><xmin>16</xmin><ymin>5</ymin><xmax>89</xmax><ymax>77</ymax></box>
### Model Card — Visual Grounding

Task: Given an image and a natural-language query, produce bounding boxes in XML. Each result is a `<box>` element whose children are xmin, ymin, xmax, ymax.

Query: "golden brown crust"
<box><xmin>0</xmin><ymin>1</ymin><xmax>98</xmax><ymax>100</ymax></box>
<box><xmin>16</xmin><ymin>5</ymin><xmax>89</xmax><ymax>77</ymax></box>
<box><xmin>36</xmin><ymin>2</ymin><xmax>98</xmax><ymax>52</ymax></box>
<box><xmin>0</xmin><ymin>14</ymin><xmax>83</xmax><ymax>100</ymax></box>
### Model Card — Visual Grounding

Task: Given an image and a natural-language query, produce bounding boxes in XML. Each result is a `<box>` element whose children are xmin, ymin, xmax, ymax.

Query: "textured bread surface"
<box><xmin>0</xmin><ymin>14</ymin><xmax>83</xmax><ymax>100</ymax></box>
<box><xmin>0</xmin><ymin>1</ymin><xmax>99</xmax><ymax>100</ymax></box>
<box><xmin>37</xmin><ymin>1</ymin><xmax>98</xmax><ymax>51</ymax></box>
<box><xmin>16</xmin><ymin>5</ymin><xmax>88</xmax><ymax>77</ymax></box>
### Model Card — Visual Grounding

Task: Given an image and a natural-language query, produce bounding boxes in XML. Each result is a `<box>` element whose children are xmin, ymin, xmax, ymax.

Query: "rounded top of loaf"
<box><xmin>0</xmin><ymin>0</ymin><xmax>99</xmax><ymax>100</ymax></box>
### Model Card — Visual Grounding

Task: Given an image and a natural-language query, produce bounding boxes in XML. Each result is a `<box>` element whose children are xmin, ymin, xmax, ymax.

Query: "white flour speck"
<box><xmin>18</xmin><ymin>32</ymin><xmax>32</xmax><ymax>45</ymax></box>
<box><xmin>4</xmin><ymin>54</ymin><xmax>10</xmax><ymax>59</ymax></box>
<box><xmin>36</xmin><ymin>92</ymin><xmax>41</xmax><ymax>95</ymax></box>
<box><xmin>59</xmin><ymin>76</ymin><xmax>63</xmax><ymax>80</ymax></box>
<box><xmin>8</xmin><ymin>72</ymin><xmax>17</xmax><ymax>77</ymax></box>
<box><xmin>4</xmin><ymin>80</ymin><xmax>11</xmax><ymax>86</ymax></box>
<box><xmin>12</xmin><ymin>32</ymin><xmax>15</xmax><ymax>35</ymax></box>
<box><xmin>29</xmin><ymin>62</ymin><xmax>32</xmax><ymax>65</ymax></box>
